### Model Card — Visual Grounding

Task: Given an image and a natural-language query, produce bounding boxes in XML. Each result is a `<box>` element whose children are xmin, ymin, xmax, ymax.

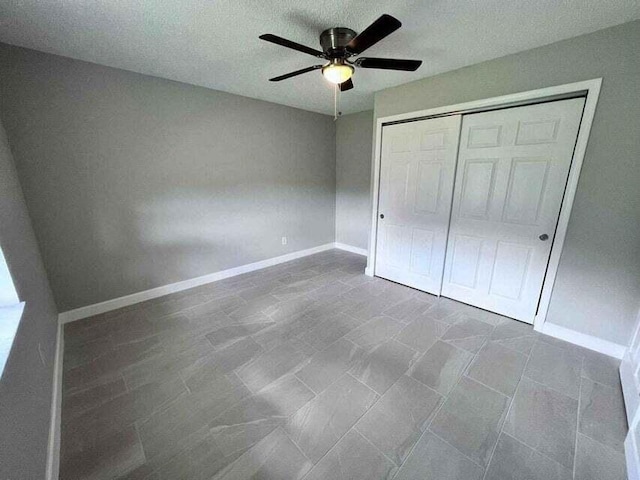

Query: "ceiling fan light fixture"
<box><xmin>322</xmin><ymin>62</ymin><xmax>354</xmax><ymax>84</ymax></box>
<box><xmin>261</xmin><ymin>14</ymin><xmax>423</xmax><ymax>91</ymax></box>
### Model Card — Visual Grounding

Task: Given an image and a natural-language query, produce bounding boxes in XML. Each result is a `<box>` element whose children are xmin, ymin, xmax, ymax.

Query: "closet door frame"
<box><xmin>367</xmin><ymin>78</ymin><xmax>602</xmax><ymax>334</ymax></box>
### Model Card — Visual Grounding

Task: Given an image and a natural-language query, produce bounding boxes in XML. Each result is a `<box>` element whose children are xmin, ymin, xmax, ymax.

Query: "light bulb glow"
<box><xmin>322</xmin><ymin>64</ymin><xmax>354</xmax><ymax>84</ymax></box>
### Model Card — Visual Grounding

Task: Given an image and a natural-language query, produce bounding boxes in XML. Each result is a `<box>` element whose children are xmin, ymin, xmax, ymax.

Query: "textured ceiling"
<box><xmin>0</xmin><ymin>1</ymin><xmax>639</xmax><ymax>115</ymax></box>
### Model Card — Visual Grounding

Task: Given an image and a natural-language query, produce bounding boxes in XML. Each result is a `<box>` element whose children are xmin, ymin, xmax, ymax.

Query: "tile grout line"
<box><xmin>354</xmin><ymin>342</ymin><xmax>450</xmax><ymax>480</ymax></box>
<box><xmin>433</xmin><ymin>333</ymin><xmax>485</xmax><ymax>414</ymax></box>
<box><xmin>578</xmin><ymin>334</ymin><xmax>627</xmax><ymax>447</ymax></box>
<box><xmin>339</xmin><ymin>366</ymin><xmax>418</xmax><ymax>470</ymax></box>
<box><xmin>489</xmin><ymin>335</ymin><xmax>537</xmax><ymax>357</ymax></box>
<box><xmin>354</xmin><ymin>425</ymin><xmax>402</xmax><ymax>468</ymax></box>
<box><xmin>276</xmin><ymin>425</ymin><xmax>316</xmax><ymax>475</ymax></box>
<box><xmin>521</xmin><ymin>337</ymin><xmax>583</xmax><ymax>401</ymax></box>
<box><xmin>581</xmin><ymin>371</ymin><xmax>624</xmax><ymax>390</ymax></box>
<box><xmin>476</xmin><ymin>345</ymin><xmax>580</xmax><ymax>471</ymax></box>
<box><xmin>298</xmin><ymin>372</ymin><xmax>383</xmax><ymax>479</ymax></box>
<box><xmin>521</xmin><ymin>370</ymin><xmax>580</xmax><ymax>402</ymax></box>
<box><xmin>348</xmin><ymin>359</ymin><xmax>443</xmax><ymax>472</ymax></box>
<box><xmin>388</xmin><ymin>340</ymin><xmax>489</xmax><ymax>478</ymax></box>
<box><xmin>234</xmin><ymin>354</ymin><xmax>373</xmax><ymax>472</ymax></box>
<box><xmin>397</xmin><ymin>319</ymin><xmax>483</xmax><ymax>395</ymax></box>
<box><xmin>121</xmin><ymin>372</ymin><xmax>130</xmax><ymax>393</ymax></box>
<box><xmin>178</xmin><ymin>370</ymin><xmax>192</xmax><ymax>395</ymax></box>
<box><xmin>481</xmin><ymin>334</ymin><xmax>536</xmax><ymax>480</ymax></box>
<box><xmin>387</xmin><ymin>429</ymin><xmax>430</xmax><ymax>480</ymax></box>
<box><xmin>345</xmin><ymin>371</ymin><xmax>381</xmax><ymax>399</ymax></box>
<box><xmin>499</xmin><ymin>429</ymin><xmax>577</xmax><ymax>473</ymax></box>
<box><xmin>300</xmin><ymin>338</ymin><xmax>436</xmax><ymax>479</ymax></box>
<box><xmin>132</xmin><ymin>422</ymin><xmax>149</xmax><ymax>467</ymax></box>
<box><xmin>577</xmin><ymin>431</ymin><xmax>627</xmax><ymax>458</ymax></box>
<box><xmin>481</xmin><ymin>334</ymin><xmax>593</xmax><ymax>476</ymax></box>
<box><xmin>462</xmin><ymin>371</ymin><xmax>514</xmax><ymax>400</ymax></box>
<box><xmin>427</xmin><ymin>427</ymin><xmax>486</xmax><ymax>469</ymax></box>
<box><xmin>293</xmin><ymin>372</ymin><xmax>321</xmax><ymax>397</ymax></box>
<box><xmin>392</xmin><ymin>317</ymin><xmax>453</xmax><ymax>352</ymax></box>
<box><xmin>430</xmin><ymin>331</ymin><xmax>484</xmax><ymax>422</ymax></box>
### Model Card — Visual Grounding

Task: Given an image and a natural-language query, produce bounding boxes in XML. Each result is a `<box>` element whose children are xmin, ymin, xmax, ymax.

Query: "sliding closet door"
<box><xmin>375</xmin><ymin>115</ymin><xmax>462</xmax><ymax>294</ymax></box>
<box><xmin>441</xmin><ymin>98</ymin><xmax>585</xmax><ymax>323</ymax></box>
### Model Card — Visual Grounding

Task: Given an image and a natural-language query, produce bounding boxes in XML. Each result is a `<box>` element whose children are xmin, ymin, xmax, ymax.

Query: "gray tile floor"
<box><xmin>60</xmin><ymin>249</ymin><xmax>628</xmax><ymax>480</ymax></box>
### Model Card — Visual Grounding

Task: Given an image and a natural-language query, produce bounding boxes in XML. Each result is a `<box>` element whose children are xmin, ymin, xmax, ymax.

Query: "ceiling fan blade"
<box><xmin>356</xmin><ymin>57</ymin><xmax>422</xmax><ymax>71</ymax></box>
<box><xmin>269</xmin><ymin>65</ymin><xmax>323</xmax><ymax>82</ymax></box>
<box><xmin>339</xmin><ymin>78</ymin><xmax>354</xmax><ymax>92</ymax></box>
<box><xmin>346</xmin><ymin>14</ymin><xmax>402</xmax><ymax>54</ymax></box>
<box><xmin>259</xmin><ymin>34</ymin><xmax>325</xmax><ymax>57</ymax></box>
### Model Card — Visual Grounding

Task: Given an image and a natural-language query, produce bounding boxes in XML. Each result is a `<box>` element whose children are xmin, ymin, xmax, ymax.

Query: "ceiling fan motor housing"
<box><xmin>320</xmin><ymin>28</ymin><xmax>357</xmax><ymax>58</ymax></box>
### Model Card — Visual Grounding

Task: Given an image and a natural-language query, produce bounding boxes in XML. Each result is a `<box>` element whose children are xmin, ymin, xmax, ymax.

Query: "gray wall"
<box><xmin>336</xmin><ymin>110</ymin><xmax>374</xmax><ymax>250</ymax></box>
<box><xmin>0</xmin><ymin>119</ymin><xmax>59</xmax><ymax>478</ymax></box>
<box><xmin>374</xmin><ymin>21</ymin><xmax>640</xmax><ymax>346</ymax></box>
<box><xmin>0</xmin><ymin>44</ymin><xmax>336</xmax><ymax>312</ymax></box>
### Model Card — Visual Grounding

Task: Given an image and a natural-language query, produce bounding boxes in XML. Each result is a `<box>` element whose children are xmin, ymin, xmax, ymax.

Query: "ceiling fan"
<box><xmin>259</xmin><ymin>14</ymin><xmax>422</xmax><ymax>91</ymax></box>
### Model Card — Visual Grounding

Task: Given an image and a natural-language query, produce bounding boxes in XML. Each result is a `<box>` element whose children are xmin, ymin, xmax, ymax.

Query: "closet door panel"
<box><xmin>375</xmin><ymin>115</ymin><xmax>462</xmax><ymax>294</ymax></box>
<box><xmin>441</xmin><ymin>98</ymin><xmax>585</xmax><ymax>323</ymax></box>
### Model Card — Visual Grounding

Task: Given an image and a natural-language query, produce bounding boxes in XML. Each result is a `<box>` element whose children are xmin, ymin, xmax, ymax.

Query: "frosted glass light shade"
<box><xmin>322</xmin><ymin>64</ymin><xmax>354</xmax><ymax>84</ymax></box>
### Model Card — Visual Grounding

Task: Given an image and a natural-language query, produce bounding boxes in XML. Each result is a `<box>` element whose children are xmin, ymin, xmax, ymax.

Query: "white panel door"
<box><xmin>376</xmin><ymin>115</ymin><xmax>462</xmax><ymax>294</ymax></box>
<box><xmin>442</xmin><ymin>98</ymin><xmax>585</xmax><ymax>323</ymax></box>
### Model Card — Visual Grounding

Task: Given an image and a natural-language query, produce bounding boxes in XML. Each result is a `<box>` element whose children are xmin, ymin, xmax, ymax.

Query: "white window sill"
<box><xmin>0</xmin><ymin>302</ymin><xmax>25</xmax><ymax>378</ymax></box>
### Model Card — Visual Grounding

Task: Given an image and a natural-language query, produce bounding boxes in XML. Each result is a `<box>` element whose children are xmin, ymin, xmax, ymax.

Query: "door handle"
<box><xmin>539</xmin><ymin>234</ymin><xmax>549</xmax><ymax>241</ymax></box>
<box><xmin>380</xmin><ymin>214</ymin><xmax>385</xmax><ymax>219</ymax></box>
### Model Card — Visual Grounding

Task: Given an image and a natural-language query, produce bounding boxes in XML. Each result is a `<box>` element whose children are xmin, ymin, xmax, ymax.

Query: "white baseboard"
<box><xmin>59</xmin><ymin>243</ymin><xmax>341</xmax><ymax>324</ymax></box>
<box><xmin>625</xmin><ymin>431</ymin><xmax>640</xmax><ymax>480</ymax></box>
<box><xmin>333</xmin><ymin>243</ymin><xmax>368</xmax><ymax>257</ymax></box>
<box><xmin>539</xmin><ymin>322</ymin><xmax>626</xmax><ymax>359</ymax></box>
<box><xmin>46</xmin><ymin>322</ymin><xmax>63</xmax><ymax>480</ymax></box>
<box><xmin>621</xmin><ymin>351</ymin><xmax>638</xmax><ymax>425</ymax></box>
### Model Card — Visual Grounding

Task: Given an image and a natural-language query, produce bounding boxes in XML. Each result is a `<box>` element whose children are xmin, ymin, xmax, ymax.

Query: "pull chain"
<box><xmin>333</xmin><ymin>84</ymin><xmax>342</xmax><ymax>121</ymax></box>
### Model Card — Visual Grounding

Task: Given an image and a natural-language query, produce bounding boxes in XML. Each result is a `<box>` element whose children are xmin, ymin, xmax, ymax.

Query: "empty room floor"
<box><xmin>60</xmin><ymin>250</ymin><xmax>627</xmax><ymax>480</ymax></box>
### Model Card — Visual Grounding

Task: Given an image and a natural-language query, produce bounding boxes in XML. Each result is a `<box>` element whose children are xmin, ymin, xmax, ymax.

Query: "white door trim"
<box><xmin>46</xmin><ymin>322</ymin><xmax>63</xmax><ymax>480</ymax></box>
<box><xmin>366</xmin><ymin>78</ymin><xmax>602</xmax><ymax>333</ymax></box>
